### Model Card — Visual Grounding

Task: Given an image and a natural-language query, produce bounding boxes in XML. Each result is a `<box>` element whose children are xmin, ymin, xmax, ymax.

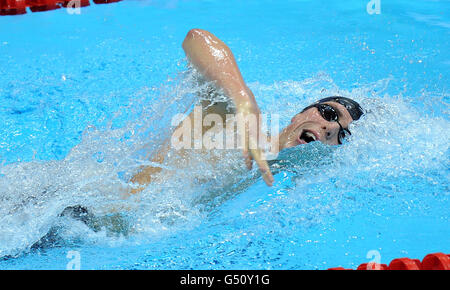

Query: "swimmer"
<box><xmin>37</xmin><ymin>28</ymin><xmax>365</xmax><ymax>239</ymax></box>
<box><xmin>130</xmin><ymin>28</ymin><xmax>363</xmax><ymax>192</ymax></box>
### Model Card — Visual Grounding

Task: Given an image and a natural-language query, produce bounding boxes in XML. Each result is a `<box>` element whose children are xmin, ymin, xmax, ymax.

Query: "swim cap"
<box><xmin>306</xmin><ymin>96</ymin><xmax>364</xmax><ymax>121</ymax></box>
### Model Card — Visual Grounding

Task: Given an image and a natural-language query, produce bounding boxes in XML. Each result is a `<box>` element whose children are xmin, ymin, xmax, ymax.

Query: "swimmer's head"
<box><xmin>278</xmin><ymin>96</ymin><xmax>364</xmax><ymax>149</ymax></box>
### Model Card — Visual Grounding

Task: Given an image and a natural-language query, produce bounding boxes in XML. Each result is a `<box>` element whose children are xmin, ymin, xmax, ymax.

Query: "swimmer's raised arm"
<box><xmin>182</xmin><ymin>29</ymin><xmax>253</xmax><ymax>106</ymax></box>
<box><xmin>182</xmin><ymin>28</ymin><xmax>274</xmax><ymax>186</ymax></box>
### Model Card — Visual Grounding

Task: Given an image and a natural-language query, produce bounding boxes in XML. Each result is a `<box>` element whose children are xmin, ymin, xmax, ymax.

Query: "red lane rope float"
<box><xmin>328</xmin><ymin>252</ymin><xmax>450</xmax><ymax>270</ymax></box>
<box><xmin>357</xmin><ymin>263</ymin><xmax>389</xmax><ymax>270</ymax></box>
<box><xmin>0</xmin><ymin>0</ymin><xmax>121</xmax><ymax>15</ymax></box>
<box><xmin>28</xmin><ymin>0</ymin><xmax>60</xmax><ymax>12</ymax></box>
<box><xmin>0</xmin><ymin>0</ymin><xmax>27</xmax><ymax>15</ymax></box>
<box><xmin>389</xmin><ymin>258</ymin><xmax>422</xmax><ymax>270</ymax></box>
<box><xmin>60</xmin><ymin>0</ymin><xmax>89</xmax><ymax>8</ymax></box>
<box><xmin>421</xmin><ymin>253</ymin><xmax>450</xmax><ymax>270</ymax></box>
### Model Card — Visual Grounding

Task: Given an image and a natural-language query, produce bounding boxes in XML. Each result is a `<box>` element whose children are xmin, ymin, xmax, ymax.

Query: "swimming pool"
<box><xmin>0</xmin><ymin>0</ymin><xmax>448</xmax><ymax>269</ymax></box>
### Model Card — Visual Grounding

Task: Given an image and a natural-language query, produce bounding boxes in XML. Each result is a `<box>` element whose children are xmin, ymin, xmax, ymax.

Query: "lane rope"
<box><xmin>0</xmin><ymin>0</ymin><xmax>121</xmax><ymax>15</ymax></box>
<box><xmin>328</xmin><ymin>252</ymin><xmax>450</xmax><ymax>270</ymax></box>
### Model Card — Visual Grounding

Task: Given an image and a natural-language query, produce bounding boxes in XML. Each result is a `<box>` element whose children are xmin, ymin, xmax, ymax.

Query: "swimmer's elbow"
<box><xmin>182</xmin><ymin>28</ymin><xmax>220</xmax><ymax>53</ymax></box>
<box><xmin>185</xmin><ymin>28</ymin><xmax>206</xmax><ymax>39</ymax></box>
<box><xmin>182</xmin><ymin>28</ymin><xmax>204</xmax><ymax>49</ymax></box>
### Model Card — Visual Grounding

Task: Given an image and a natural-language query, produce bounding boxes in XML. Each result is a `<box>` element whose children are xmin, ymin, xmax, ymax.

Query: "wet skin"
<box><xmin>276</xmin><ymin>101</ymin><xmax>354</xmax><ymax>150</ymax></box>
<box><xmin>130</xmin><ymin>29</ymin><xmax>355</xmax><ymax>192</ymax></box>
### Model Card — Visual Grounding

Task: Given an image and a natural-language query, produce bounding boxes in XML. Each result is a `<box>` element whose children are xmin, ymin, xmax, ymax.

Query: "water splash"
<box><xmin>0</xmin><ymin>70</ymin><xmax>448</xmax><ymax>260</ymax></box>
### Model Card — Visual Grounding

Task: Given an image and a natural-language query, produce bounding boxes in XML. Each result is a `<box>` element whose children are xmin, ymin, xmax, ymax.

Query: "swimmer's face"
<box><xmin>278</xmin><ymin>101</ymin><xmax>354</xmax><ymax>149</ymax></box>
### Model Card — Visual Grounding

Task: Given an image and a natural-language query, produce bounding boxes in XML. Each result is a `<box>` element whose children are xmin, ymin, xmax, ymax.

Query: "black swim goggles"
<box><xmin>304</xmin><ymin>103</ymin><xmax>351</xmax><ymax>144</ymax></box>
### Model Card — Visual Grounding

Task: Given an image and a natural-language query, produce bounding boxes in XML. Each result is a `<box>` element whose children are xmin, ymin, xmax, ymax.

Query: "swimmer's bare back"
<box><xmin>129</xmin><ymin>29</ymin><xmax>274</xmax><ymax>194</ymax></box>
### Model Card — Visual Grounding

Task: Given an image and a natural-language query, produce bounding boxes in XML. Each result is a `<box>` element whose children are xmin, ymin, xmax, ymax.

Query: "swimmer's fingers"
<box><xmin>239</xmin><ymin>115</ymin><xmax>273</xmax><ymax>186</ymax></box>
<box><xmin>238</xmin><ymin>118</ymin><xmax>253</xmax><ymax>170</ymax></box>
<box><xmin>243</xmin><ymin>151</ymin><xmax>253</xmax><ymax>170</ymax></box>
<box><xmin>250</xmin><ymin>148</ymin><xmax>274</xmax><ymax>187</ymax></box>
<box><xmin>248</xmin><ymin>135</ymin><xmax>273</xmax><ymax>186</ymax></box>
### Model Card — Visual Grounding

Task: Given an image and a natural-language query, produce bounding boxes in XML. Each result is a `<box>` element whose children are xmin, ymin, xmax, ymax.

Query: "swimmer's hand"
<box><xmin>236</xmin><ymin>100</ymin><xmax>274</xmax><ymax>187</ymax></box>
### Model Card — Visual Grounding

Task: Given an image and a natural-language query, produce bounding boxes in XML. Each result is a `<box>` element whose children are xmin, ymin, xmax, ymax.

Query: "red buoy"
<box><xmin>328</xmin><ymin>252</ymin><xmax>449</xmax><ymax>270</ymax></box>
<box><xmin>27</xmin><ymin>0</ymin><xmax>60</xmax><ymax>12</ymax></box>
<box><xmin>60</xmin><ymin>0</ymin><xmax>90</xmax><ymax>8</ymax></box>
<box><xmin>389</xmin><ymin>258</ymin><xmax>422</xmax><ymax>270</ymax></box>
<box><xmin>1</xmin><ymin>0</ymin><xmax>121</xmax><ymax>15</ymax></box>
<box><xmin>0</xmin><ymin>0</ymin><xmax>27</xmax><ymax>15</ymax></box>
<box><xmin>421</xmin><ymin>253</ymin><xmax>450</xmax><ymax>270</ymax></box>
<box><xmin>357</xmin><ymin>263</ymin><xmax>388</xmax><ymax>270</ymax></box>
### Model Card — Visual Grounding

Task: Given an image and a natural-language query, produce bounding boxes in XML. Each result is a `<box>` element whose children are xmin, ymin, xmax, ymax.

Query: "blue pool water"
<box><xmin>0</xmin><ymin>0</ymin><xmax>449</xmax><ymax>269</ymax></box>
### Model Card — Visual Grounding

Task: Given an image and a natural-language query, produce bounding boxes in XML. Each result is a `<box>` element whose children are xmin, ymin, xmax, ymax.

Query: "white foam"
<box><xmin>1</xmin><ymin>70</ymin><xmax>448</xmax><ymax>257</ymax></box>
